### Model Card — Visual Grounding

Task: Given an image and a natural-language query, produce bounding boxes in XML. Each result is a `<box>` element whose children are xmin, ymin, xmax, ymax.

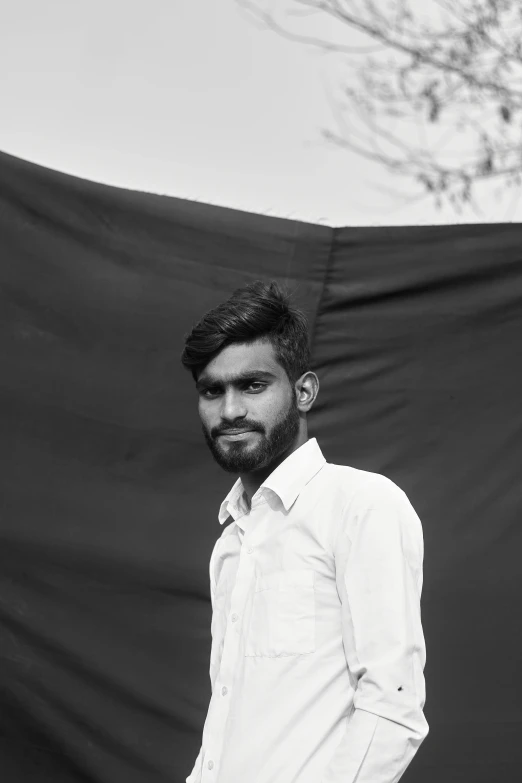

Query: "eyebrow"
<box><xmin>195</xmin><ymin>370</ymin><xmax>278</xmax><ymax>391</ymax></box>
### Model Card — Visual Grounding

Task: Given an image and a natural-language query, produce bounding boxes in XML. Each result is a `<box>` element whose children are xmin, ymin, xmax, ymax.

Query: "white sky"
<box><xmin>1</xmin><ymin>0</ymin><xmax>521</xmax><ymax>226</ymax></box>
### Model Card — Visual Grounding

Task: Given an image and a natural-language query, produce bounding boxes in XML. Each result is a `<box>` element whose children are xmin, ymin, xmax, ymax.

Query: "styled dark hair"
<box><xmin>180</xmin><ymin>280</ymin><xmax>311</xmax><ymax>385</ymax></box>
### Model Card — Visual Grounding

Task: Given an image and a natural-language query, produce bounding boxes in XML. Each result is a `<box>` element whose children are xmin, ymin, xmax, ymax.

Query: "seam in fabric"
<box><xmin>309</xmin><ymin>225</ymin><xmax>337</xmax><ymax>364</ymax></box>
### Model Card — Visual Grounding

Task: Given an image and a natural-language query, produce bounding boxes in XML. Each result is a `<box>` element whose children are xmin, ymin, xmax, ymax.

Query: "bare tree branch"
<box><xmin>238</xmin><ymin>0</ymin><xmax>522</xmax><ymax>207</ymax></box>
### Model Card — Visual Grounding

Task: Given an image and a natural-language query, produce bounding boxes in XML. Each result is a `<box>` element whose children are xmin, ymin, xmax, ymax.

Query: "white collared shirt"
<box><xmin>186</xmin><ymin>437</ymin><xmax>428</xmax><ymax>783</ymax></box>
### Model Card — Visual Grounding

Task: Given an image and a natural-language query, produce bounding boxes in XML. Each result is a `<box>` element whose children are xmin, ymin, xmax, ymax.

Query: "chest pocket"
<box><xmin>244</xmin><ymin>568</ymin><xmax>316</xmax><ymax>657</ymax></box>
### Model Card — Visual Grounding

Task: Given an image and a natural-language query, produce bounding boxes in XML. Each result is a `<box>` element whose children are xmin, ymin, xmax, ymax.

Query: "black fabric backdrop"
<box><xmin>1</xmin><ymin>149</ymin><xmax>521</xmax><ymax>783</ymax></box>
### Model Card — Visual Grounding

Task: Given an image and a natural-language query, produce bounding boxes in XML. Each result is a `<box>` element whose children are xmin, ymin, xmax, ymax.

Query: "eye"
<box><xmin>199</xmin><ymin>381</ymin><xmax>266</xmax><ymax>398</ymax></box>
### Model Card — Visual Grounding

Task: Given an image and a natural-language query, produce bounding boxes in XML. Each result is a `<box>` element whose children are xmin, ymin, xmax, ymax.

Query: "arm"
<box><xmin>321</xmin><ymin>477</ymin><xmax>429</xmax><ymax>783</ymax></box>
<box><xmin>185</xmin><ymin>540</ymin><xmax>220</xmax><ymax>783</ymax></box>
<box><xmin>208</xmin><ymin>539</ymin><xmax>220</xmax><ymax>695</ymax></box>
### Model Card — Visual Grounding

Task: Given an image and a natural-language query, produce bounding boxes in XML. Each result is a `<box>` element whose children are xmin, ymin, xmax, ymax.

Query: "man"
<box><xmin>181</xmin><ymin>280</ymin><xmax>428</xmax><ymax>783</ymax></box>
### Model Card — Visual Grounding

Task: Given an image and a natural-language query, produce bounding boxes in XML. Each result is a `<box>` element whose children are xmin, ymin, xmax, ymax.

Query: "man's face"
<box><xmin>197</xmin><ymin>339</ymin><xmax>301</xmax><ymax>473</ymax></box>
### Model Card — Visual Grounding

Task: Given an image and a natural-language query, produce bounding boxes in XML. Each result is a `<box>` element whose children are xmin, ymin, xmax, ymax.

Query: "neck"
<box><xmin>239</xmin><ymin>426</ymin><xmax>309</xmax><ymax>505</ymax></box>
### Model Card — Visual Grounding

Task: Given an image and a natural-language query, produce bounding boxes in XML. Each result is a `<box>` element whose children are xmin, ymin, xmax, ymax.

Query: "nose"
<box><xmin>220</xmin><ymin>389</ymin><xmax>247</xmax><ymax>423</ymax></box>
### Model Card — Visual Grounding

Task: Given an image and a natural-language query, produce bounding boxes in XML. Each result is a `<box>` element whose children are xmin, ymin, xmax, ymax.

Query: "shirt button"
<box><xmin>207</xmin><ymin>760</ymin><xmax>214</xmax><ymax>770</ymax></box>
<box><xmin>247</xmin><ymin>547</ymin><xmax>253</xmax><ymax>554</ymax></box>
<box><xmin>221</xmin><ymin>686</ymin><xmax>228</xmax><ymax>696</ymax></box>
<box><xmin>231</xmin><ymin>613</ymin><xmax>238</xmax><ymax>622</ymax></box>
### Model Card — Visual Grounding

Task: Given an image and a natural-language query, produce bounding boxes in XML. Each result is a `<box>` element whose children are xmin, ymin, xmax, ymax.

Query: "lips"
<box><xmin>220</xmin><ymin>430</ymin><xmax>253</xmax><ymax>435</ymax></box>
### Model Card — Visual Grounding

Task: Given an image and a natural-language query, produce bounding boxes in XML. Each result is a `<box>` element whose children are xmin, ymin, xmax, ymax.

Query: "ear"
<box><xmin>296</xmin><ymin>371</ymin><xmax>319</xmax><ymax>413</ymax></box>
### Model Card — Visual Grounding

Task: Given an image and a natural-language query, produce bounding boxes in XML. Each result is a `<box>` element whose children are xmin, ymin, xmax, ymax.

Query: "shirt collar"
<box><xmin>217</xmin><ymin>437</ymin><xmax>326</xmax><ymax>525</ymax></box>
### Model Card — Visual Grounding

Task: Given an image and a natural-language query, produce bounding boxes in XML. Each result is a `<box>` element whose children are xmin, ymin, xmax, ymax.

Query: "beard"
<box><xmin>201</xmin><ymin>394</ymin><xmax>301</xmax><ymax>474</ymax></box>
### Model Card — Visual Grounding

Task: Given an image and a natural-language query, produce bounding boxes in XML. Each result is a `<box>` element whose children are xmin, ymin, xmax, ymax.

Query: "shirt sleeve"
<box><xmin>185</xmin><ymin>540</ymin><xmax>220</xmax><ymax>783</ymax></box>
<box><xmin>321</xmin><ymin>476</ymin><xmax>429</xmax><ymax>783</ymax></box>
<box><xmin>209</xmin><ymin>538</ymin><xmax>217</xmax><ymax>612</ymax></box>
<box><xmin>208</xmin><ymin>538</ymin><xmax>220</xmax><ymax>695</ymax></box>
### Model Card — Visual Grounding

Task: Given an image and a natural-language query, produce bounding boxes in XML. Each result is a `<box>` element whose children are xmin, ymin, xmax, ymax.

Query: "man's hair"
<box><xmin>180</xmin><ymin>280</ymin><xmax>311</xmax><ymax>386</ymax></box>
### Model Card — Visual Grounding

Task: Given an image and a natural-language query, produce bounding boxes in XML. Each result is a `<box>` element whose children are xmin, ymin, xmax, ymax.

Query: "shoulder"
<box><xmin>324</xmin><ymin>462</ymin><xmax>423</xmax><ymax>549</ymax></box>
<box><xmin>321</xmin><ymin>460</ymin><xmax>410</xmax><ymax>510</ymax></box>
<box><xmin>324</xmin><ymin>465</ymin><xmax>424</xmax><ymax>571</ymax></box>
